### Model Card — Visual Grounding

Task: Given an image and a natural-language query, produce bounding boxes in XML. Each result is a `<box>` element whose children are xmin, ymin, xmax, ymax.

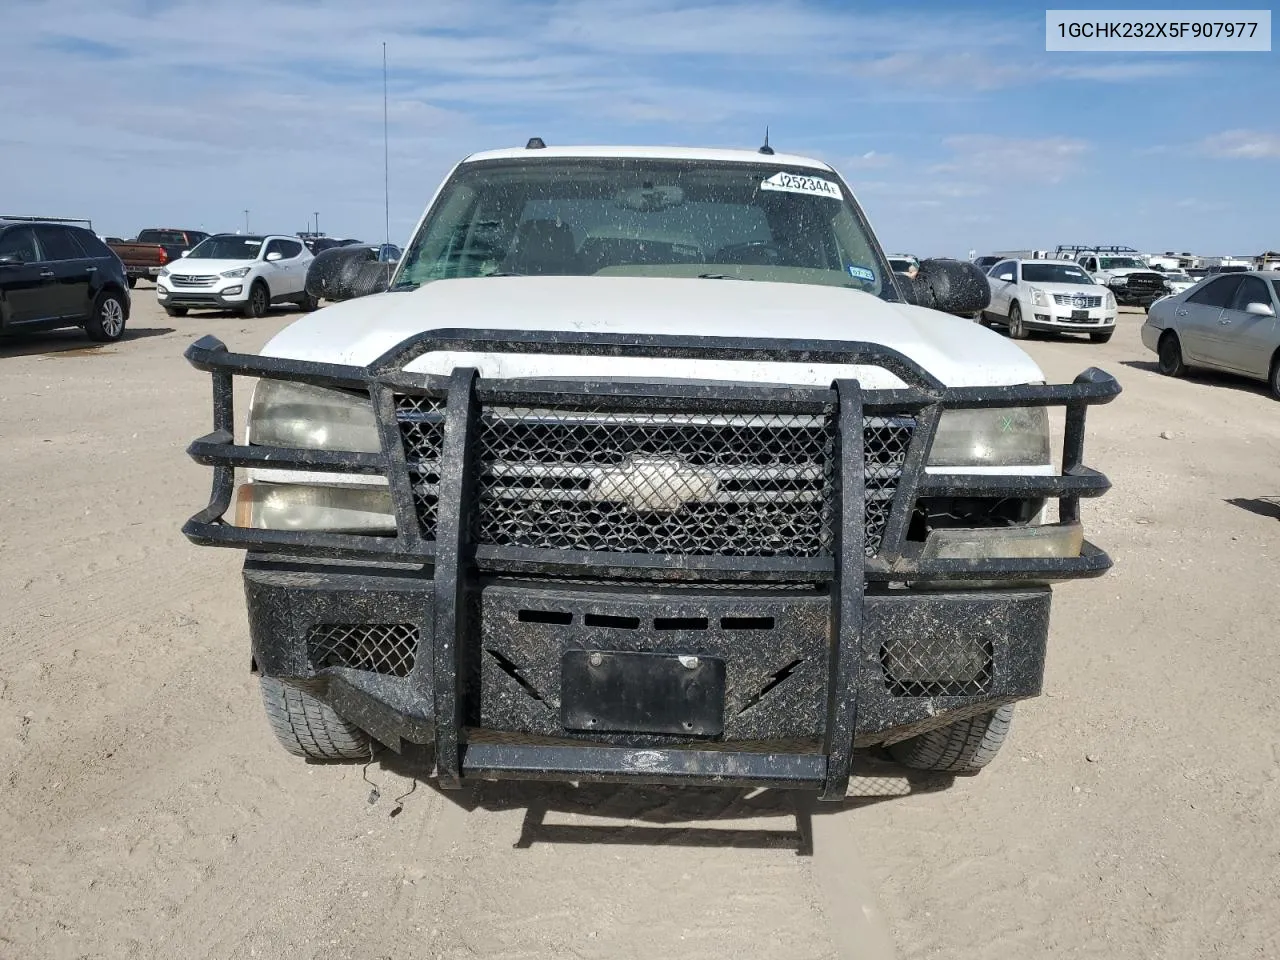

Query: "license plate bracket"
<box><xmin>561</xmin><ymin>650</ymin><xmax>726</xmax><ymax>736</ymax></box>
<box><xmin>1071</xmin><ymin>309</ymin><xmax>1090</xmax><ymax>320</ymax></box>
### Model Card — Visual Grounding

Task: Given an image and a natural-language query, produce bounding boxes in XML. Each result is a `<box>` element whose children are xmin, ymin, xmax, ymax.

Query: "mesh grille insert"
<box><xmin>394</xmin><ymin>395</ymin><xmax>446</xmax><ymax>539</ymax></box>
<box><xmin>880</xmin><ymin>635</ymin><xmax>993</xmax><ymax>698</ymax></box>
<box><xmin>307</xmin><ymin>624</ymin><xmax>418</xmax><ymax>678</ymax></box>
<box><xmin>394</xmin><ymin>396</ymin><xmax>915</xmax><ymax>558</ymax></box>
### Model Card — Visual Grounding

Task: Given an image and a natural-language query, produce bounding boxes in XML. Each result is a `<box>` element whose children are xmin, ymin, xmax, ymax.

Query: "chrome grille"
<box><xmin>1051</xmin><ymin>293</ymin><xmax>1102</xmax><ymax>308</ymax></box>
<box><xmin>169</xmin><ymin>274</ymin><xmax>217</xmax><ymax>287</ymax></box>
<box><xmin>391</xmin><ymin>395</ymin><xmax>916</xmax><ymax>558</ymax></box>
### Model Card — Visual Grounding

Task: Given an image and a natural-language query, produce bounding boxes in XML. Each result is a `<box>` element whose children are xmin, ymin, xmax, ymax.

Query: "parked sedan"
<box><xmin>0</xmin><ymin>218</ymin><xmax>131</xmax><ymax>341</ymax></box>
<box><xmin>1142</xmin><ymin>270</ymin><xmax>1280</xmax><ymax>398</ymax></box>
<box><xmin>982</xmin><ymin>258</ymin><xmax>1117</xmax><ymax>342</ymax></box>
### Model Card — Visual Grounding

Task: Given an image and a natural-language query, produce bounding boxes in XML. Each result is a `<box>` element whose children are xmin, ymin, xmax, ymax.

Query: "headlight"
<box><xmin>157</xmin><ymin>267</ymin><xmax>170</xmax><ymax>278</ymax></box>
<box><xmin>1105</xmin><ymin>290</ymin><xmax>1116</xmax><ymax>309</ymax></box>
<box><xmin>1108</xmin><ymin>276</ymin><xmax>1128</xmax><ymax>287</ymax></box>
<box><xmin>1028</xmin><ymin>286</ymin><xmax>1047</xmax><ymax>306</ymax></box>
<box><xmin>221</xmin><ymin>266</ymin><xmax>252</xmax><ymax>278</ymax></box>
<box><xmin>235</xmin><ymin>482</ymin><xmax>395</xmax><ymax>532</ymax></box>
<box><xmin>928</xmin><ymin>406</ymin><xmax>1051</xmax><ymax>467</ymax></box>
<box><xmin>248</xmin><ymin>380</ymin><xmax>381</xmax><ymax>452</ymax></box>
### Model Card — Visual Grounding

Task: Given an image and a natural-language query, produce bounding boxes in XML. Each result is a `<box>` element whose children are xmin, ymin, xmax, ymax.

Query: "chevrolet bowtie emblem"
<box><xmin>592</xmin><ymin>457</ymin><xmax>720</xmax><ymax>512</ymax></box>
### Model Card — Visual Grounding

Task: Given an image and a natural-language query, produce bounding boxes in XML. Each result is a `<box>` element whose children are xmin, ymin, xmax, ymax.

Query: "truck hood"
<box><xmin>1027</xmin><ymin>282</ymin><xmax>1112</xmax><ymax>298</ymax></box>
<box><xmin>260</xmin><ymin>276</ymin><xmax>1045</xmax><ymax>389</ymax></box>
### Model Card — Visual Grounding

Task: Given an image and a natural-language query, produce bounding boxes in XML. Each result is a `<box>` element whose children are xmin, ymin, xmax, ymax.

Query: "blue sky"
<box><xmin>2</xmin><ymin>0</ymin><xmax>1276</xmax><ymax>257</ymax></box>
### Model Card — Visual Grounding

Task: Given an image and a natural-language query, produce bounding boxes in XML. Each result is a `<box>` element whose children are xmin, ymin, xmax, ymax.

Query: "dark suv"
<box><xmin>0</xmin><ymin>220</ymin><xmax>131</xmax><ymax>341</ymax></box>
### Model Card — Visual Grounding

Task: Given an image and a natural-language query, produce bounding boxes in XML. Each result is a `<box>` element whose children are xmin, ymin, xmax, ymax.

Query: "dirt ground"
<box><xmin>2</xmin><ymin>291</ymin><xmax>1278</xmax><ymax>960</ymax></box>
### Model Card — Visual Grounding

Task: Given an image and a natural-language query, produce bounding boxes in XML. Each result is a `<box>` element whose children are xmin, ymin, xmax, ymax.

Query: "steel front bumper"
<box><xmin>184</xmin><ymin>329</ymin><xmax>1120</xmax><ymax>798</ymax></box>
<box><xmin>244</xmin><ymin>554</ymin><xmax>1052</xmax><ymax>789</ymax></box>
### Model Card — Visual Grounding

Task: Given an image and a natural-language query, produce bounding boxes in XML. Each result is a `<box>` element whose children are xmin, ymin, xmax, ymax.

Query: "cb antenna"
<box><xmin>758</xmin><ymin>126</ymin><xmax>774</xmax><ymax>155</ymax></box>
<box><xmin>382</xmin><ymin>41</ymin><xmax>390</xmax><ymax>246</ymax></box>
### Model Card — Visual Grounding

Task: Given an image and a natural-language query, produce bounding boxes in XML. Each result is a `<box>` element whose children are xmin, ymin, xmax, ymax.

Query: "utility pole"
<box><xmin>383</xmin><ymin>41</ymin><xmax>390</xmax><ymax>246</ymax></box>
<box><xmin>314</xmin><ymin>211</ymin><xmax>320</xmax><ymax>236</ymax></box>
<box><xmin>243</xmin><ymin>209</ymin><xmax>249</xmax><ymax>233</ymax></box>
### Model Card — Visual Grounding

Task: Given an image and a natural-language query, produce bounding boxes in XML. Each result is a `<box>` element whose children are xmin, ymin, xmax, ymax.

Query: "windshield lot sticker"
<box><xmin>847</xmin><ymin>264</ymin><xmax>876</xmax><ymax>283</ymax></box>
<box><xmin>760</xmin><ymin>172</ymin><xmax>842</xmax><ymax>198</ymax></box>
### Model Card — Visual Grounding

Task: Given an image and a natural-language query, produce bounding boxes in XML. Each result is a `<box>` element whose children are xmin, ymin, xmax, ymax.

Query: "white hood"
<box><xmin>169</xmin><ymin>258</ymin><xmax>252</xmax><ymax>274</ymax></box>
<box><xmin>260</xmin><ymin>276</ymin><xmax>1044</xmax><ymax>389</ymax></box>
<box><xmin>1030</xmin><ymin>282</ymin><xmax>1112</xmax><ymax>298</ymax></box>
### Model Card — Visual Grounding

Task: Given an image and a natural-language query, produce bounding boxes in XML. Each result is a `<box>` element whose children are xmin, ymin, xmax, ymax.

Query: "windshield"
<box><xmin>1098</xmin><ymin>257</ymin><xmax>1145</xmax><ymax>269</ymax></box>
<box><xmin>138</xmin><ymin>229</ymin><xmax>194</xmax><ymax>245</ymax></box>
<box><xmin>393</xmin><ymin>158</ymin><xmax>891</xmax><ymax>298</ymax></box>
<box><xmin>188</xmin><ymin>236</ymin><xmax>264</xmax><ymax>260</ymax></box>
<box><xmin>1022</xmin><ymin>263</ymin><xmax>1094</xmax><ymax>284</ymax></box>
<box><xmin>1167</xmin><ymin>272</ymin><xmax>1191</xmax><ymax>282</ymax></box>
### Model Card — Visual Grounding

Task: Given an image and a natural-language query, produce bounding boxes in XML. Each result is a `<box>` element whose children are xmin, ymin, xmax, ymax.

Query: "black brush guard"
<box><xmin>183</xmin><ymin>329</ymin><xmax>1119</xmax><ymax>799</ymax></box>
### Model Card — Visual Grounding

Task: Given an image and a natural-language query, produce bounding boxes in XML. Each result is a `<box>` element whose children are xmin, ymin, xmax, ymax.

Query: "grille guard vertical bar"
<box><xmin>822</xmin><ymin>379</ymin><xmax>866</xmax><ymax>801</ymax></box>
<box><xmin>875</xmin><ymin>405</ymin><xmax>940</xmax><ymax>559</ymax></box>
<box><xmin>370</xmin><ymin>383</ymin><xmax>427</xmax><ymax>549</ymax></box>
<box><xmin>431</xmin><ymin>368</ymin><xmax>480</xmax><ymax>788</ymax></box>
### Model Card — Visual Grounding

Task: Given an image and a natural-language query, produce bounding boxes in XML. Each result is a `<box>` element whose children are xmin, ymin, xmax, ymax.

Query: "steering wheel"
<box><xmin>713</xmin><ymin>241</ymin><xmax>783</xmax><ymax>266</ymax></box>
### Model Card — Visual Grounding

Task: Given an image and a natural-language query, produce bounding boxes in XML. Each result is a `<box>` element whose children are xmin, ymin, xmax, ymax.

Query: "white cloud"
<box><xmin>933</xmin><ymin>135</ymin><xmax>1091</xmax><ymax>183</ymax></box>
<box><xmin>1198</xmin><ymin>130</ymin><xmax>1280</xmax><ymax>160</ymax></box>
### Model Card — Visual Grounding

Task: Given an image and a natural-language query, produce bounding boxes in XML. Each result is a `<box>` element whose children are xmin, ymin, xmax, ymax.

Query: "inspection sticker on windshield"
<box><xmin>847</xmin><ymin>264</ymin><xmax>876</xmax><ymax>283</ymax></box>
<box><xmin>759</xmin><ymin>171</ymin><xmax>842</xmax><ymax>198</ymax></box>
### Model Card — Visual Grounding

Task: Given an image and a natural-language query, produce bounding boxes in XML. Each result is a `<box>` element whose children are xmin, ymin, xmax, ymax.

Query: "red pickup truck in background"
<box><xmin>108</xmin><ymin>228</ymin><xmax>210</xmax><ymax>287</ymax></box>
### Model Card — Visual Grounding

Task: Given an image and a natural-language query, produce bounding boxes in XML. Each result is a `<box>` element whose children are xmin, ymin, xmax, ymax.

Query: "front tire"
<box><xmin>1268</xmin><ymin>355</ymin><xmax>1280</xmax><ymax>401</ymax></box>
<box><xmin>85</xmin><ymin>291</ymin><xmax>127</xmax><ymax>342</ymax></box>
<box><xmin>296</xmin><ymin>292</ymin><xmax>320</xmax><ymax>312</ymax></box>
<box><xmin>259</xmin><ymin>677</ymin><xmax>371</xmax><ymax>761</ymax></box>
<box><xmin>888</xmin><ymin>704</ymin><xmax>1015</xmax><ymax>773</ymax></box>
<box><xmin>1158</xmin><ymin>331</ymin><xmax>1187</xmax><ymax>377</ymax></box>
<box><xmin>127</xmin><ymin>277</ymin><xmax>138</xmax><ymax>289</ymax></box>
<box><xmin>242</xmin><ymin>280</ymin><xmax>270</xmax><ymax>318</ymax></box>
<box><xmin>1008</xmin><ymin>302</ymin><xmax>1028</xmax><ymax>339</ymax></box>
<box><xmin>164</xmin><ymin>305</ymin><xmax>188</xmax><ymax>318</ymax></box>
<box><xmin>1090</xmin><ymin>330</ymin><xmax>1113</xmax><ymax>344</ymax></box>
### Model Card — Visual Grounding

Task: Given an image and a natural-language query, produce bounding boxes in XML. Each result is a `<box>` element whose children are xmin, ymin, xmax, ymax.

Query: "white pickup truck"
<box><xmin>182</xmin><ymin>143</ymin><xmax>1118</xmax><ymax>800</ymax></box>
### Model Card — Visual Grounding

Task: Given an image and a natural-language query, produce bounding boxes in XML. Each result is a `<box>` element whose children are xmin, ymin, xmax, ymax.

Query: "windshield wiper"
<box><xmin>696</xmin><ymin>273</ymin><xmax>753</xmax><ymax>281</ymax></box>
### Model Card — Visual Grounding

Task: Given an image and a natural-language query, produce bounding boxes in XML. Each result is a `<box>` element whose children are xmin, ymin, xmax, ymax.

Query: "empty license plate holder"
<box><xmin>561</xmin><ymin>650</ymin><xmax>726</xmax><ymax>736</ymax></box>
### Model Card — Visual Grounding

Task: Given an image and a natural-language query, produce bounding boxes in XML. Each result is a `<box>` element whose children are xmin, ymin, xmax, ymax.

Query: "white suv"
<box><xmin>983</xmin><ymin>258</ymin><xmax>1117</xmax><ymax>343</ymax></box>
<box><xmin>157</xmin><ymin>233</ymin><xmax>316</xmax><ymax>318</ymax></box>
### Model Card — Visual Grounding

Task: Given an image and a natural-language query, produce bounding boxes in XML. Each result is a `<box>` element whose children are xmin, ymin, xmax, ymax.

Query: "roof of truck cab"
<box><xmin>461</xmin><ymin>144</ymin><xmax>834</xmax><ymax>170</ymax></box>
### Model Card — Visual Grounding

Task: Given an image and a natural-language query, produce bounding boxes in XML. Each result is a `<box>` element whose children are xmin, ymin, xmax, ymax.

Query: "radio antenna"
<box><xmin>382</xmin><ymin>41</ymin><xmax>390</xmax><ymax>246</ymax></box>
<box><xmin>758</xmin><ymin>126</ymin><xmax>774</xmax><ymax>155</ymax></box>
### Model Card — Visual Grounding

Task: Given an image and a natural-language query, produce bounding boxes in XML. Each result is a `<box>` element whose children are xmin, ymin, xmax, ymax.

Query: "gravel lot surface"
<box><xmin>2</xmin><ymin>293</ymin><xmax>1278</xmax><ymax>959</ymax></box>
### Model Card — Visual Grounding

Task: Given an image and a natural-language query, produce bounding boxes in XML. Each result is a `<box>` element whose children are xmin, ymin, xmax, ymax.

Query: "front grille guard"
<box><xmin>184</xmin><ymin>329</ymin><xmax>1119</xmax><ymax>799</ymax></box>
<box><xmin>183</xmin><ymin>328</ymin><xmax>1119</xmax><ymax>584</ymax></box>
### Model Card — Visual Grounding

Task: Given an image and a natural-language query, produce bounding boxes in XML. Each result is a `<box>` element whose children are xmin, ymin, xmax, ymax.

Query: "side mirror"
<box><xmin>1245</xmin><ymin>301</ymin><xmax>1276</xmax><ymax>317</ymax></box>
<box><xmin>180</xmin><ymin>250</ymin><xmax>190</xmax><ymax>257</ymax></box>
<box><xmin>899</xmin><ymin>258</ymin><xmax>991</xmax><ymax>317</ymax></box>
<box><xmin>305</xmin><ymin>244</ymin><xmax>392</xmax><ymax>302</ymax></box>
<box><xmin>0</xmin><ymin>254</ymin><xmax>24</xmax><ymax>267</ymax></box>
<box><xmin>996</xmin><ymin>272</ymin><xmax>1015</xmax><ymax>283</ymax></box>
<box><xmin>265</xmin><ymin>251</ymin><xmax>283</xmax><ymax>262</ymax></box>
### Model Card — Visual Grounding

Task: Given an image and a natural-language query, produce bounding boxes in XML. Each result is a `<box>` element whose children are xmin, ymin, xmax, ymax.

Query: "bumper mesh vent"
<box><xmin>307</xmin><ymin>624</ymin><xmax>418</xmax><ymax>678</ymax></box>
<box><xmin>880</xmin><ymin>634</ymin><xmax>993</xmax><ymax>698</ymax></box>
